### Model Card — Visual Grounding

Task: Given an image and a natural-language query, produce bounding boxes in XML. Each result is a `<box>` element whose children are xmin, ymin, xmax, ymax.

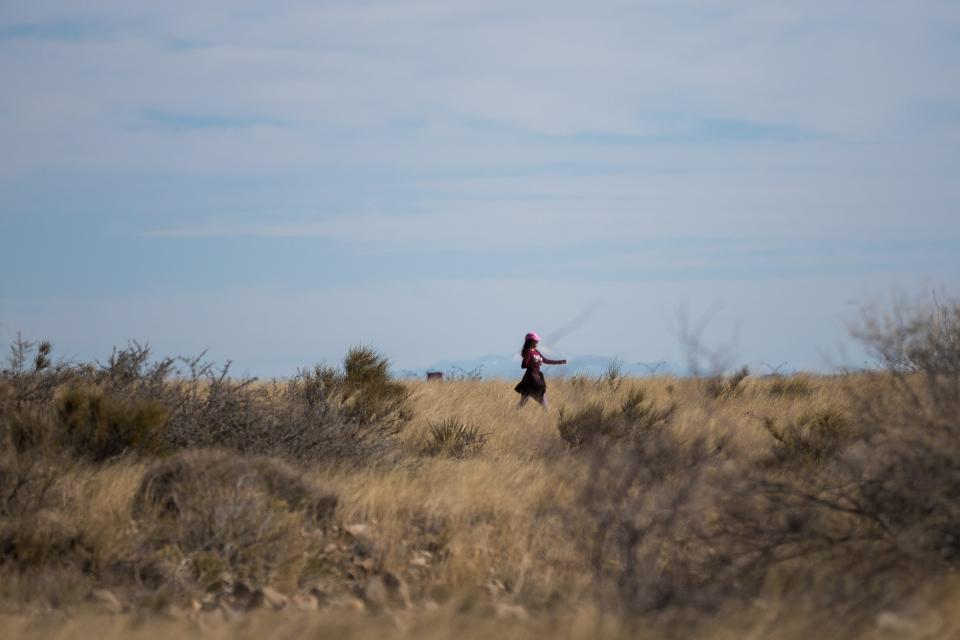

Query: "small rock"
<box><xmin>345</xmin><ymin>524</ymin><xmax>372</xmax><ymax>539</ymax></box>
<box><xmin>292</xmin><ymin>593</ymin><xmax>319</xmax><ymax>611</ymax></box>
<box><xmin>410</xmin><ymin>551</ymin><xmax>432</xmax><ymax>567</ymax></box>
<box><xmin>494</xmin><ymin>602</ymin><xmax>529</xmax><ymax>621</ymax></box>
<box><xmin>347</xmin><ymin>524</ymin><xmax>379</xmax><ymax>559</ymax></box>
<box><xmin>876</xmin><ymin>610</ymin><xmax>943</xmax><ymax>637</ymax></box>
<box><xmin>252</xmin><ymin>586</ymin><xmax>289</xmax><ymax>611</ymax></box>
<box><xmin>90</xmin><ymin>588</ymin><xmax>124</xmax><ymax>614</ymax></box>
<box><xmin>308</xmin><ymin>586</ymin><xmax>330</xmax><ymax>607</ymax></box>
<box><xmin>363</xmin><ymin>571</ymin><xmax>411</xmax><ymax>612</ymax></box>
<box><xmin>228</xmin><ymin>581</ymin><xmax>258</xmax><ymax>611</ymax></box>
<box><xmin>330</xmin><ymin>595</ymin><xmax>366</xmax><ymax>612</ymax></box>
<box><xmin>199</xmin><ymin>593</ymin><xmax>220</xmax><ymax>612</ymax></box>
<box><xmin>218</xmin><ymin>602</ymin><xmax>243</xmax><ymax>621</ymax></box>
<box><xmin>390</xmin><ymin>609</ymin><xmax>412</xmax><ymax>632</ymax></box>
<box><xmin>232</xmin><ymin>580</ymin><xmax>254</xmax><ymax>599</ymax></box>
<box><xmin>200</xmin><ymin>605</ymin><xmax>233</xmax><ymax>626</ymax></box>
<box><xmin>485</xmin><ymin>578</ymin><xmax>508</xmax><ymax>597</ymax></box>
<box><xmin>166</xmin><ymin>604</ymin><xmax>192</xmax><ymax>621</ymax></box>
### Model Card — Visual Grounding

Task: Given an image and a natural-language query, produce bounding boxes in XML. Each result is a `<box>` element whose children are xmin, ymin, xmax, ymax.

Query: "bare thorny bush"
<box><xmin>569</xmin><ymin>296</ymin><xmax>960</xmax><ymax>634</ymax></box>
<box><xmin>0</xmin><ymin>340</ymin><xmax>411</xmax><ymax>464</ymax></box>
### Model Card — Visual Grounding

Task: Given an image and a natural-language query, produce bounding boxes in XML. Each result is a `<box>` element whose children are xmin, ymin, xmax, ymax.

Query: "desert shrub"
<box><xmin>703</xmin><ymin>365</ymin><xmax>750</xmax><ymax>399</ymax></box>
<box><xmin>0</xmin><ymin>336</ymin><xmax>91</xmax><ymax>413</ymax></box>
<box><xmin>273</xmin><ymin>350</ymin><xmax>411</xmax><ymax>462</ymax></box>
<box><xmin>445</xmin><ymin>365</ymin><xmax>484</xmax><ymax>380</ymax></box>
<box><xmin>0</xmin><ymin>452</ymin><xmax>94</xmax><ymax>607</ymax></box>
<box><xmin>98</xmin><ymin>341</ymin><xmax>177</xmax><ymax>396</ymax></box>
<box><xmin>854</xmin><ymin>296</ymin><xmax>960</xmax><ymax>374</ymax></box>
<box><xmin>131</xmin><ymin>450</ymin><xmax>338</xmax><ymax>592</ymax></box>
<box><xmin>56</xmin><ymin>385</ymin><xmax>169</xmax><ymax>462</ymax></box>
<box><xmin>1</xmin><ymin>349</ymin><xmax>169</xmax><ymax>462</ymax></box>
<box><xmin>596</xmin><ymin>359</ymin><xmax>626</xmax><ymax>392</ymax></box>
<box><xmin>159</xmin><ymin>353</ymin><xmax>267</xmax><ymax>453</ymax></box>
<box><xmin>0</xmin><ymin>455</ymin><xmax>64</xmax><ymax>519</ymax></box>
<box><xmin>558</xmin><ymin>388</ymin><xmax>674</xmax><ymax>448</ymax></box>
<box><xmin>571</xmin><ymin>297</ymin><xmax>960</xmax><ymax>632</ymax></box>
<box><xmin>132</xmin><ymin>449</ymin><xmax>338</xmax><ymax>526</ymax></box>
<box><xmin>3</xmin><ymin>404</ymin><xmax>58</xmax><ymax>455</ymax></box>
<box><xmin>420</xmin><ymin>418</ymin><xmax>487</xmax><ymax>459</ymax></box>
<box><xmin>0</xmin><ymin>565</ymin><xmax>95</xmax><ymax>610</ymax></box>
<box><xmin>0</xmin><ymin>510</ymin><xmax>88</xmax><ymax>570</ymax></box>
<box><xmin>29</xmin><ymin>340</ymin><xmax>51</xmax><ymax>373</ymax></box>
<box><xmin>768</xmin><ymin>375</ymin><xmax>813</xmax><ymax>397</ymax></box>
<box><xmin>571</xmin><ymin>414</ymin><xmax>898</xmax><ymax>630</ymax></box>
<box><xmin>760</xmin><ymin>408</ymin><xmax>852</xmax><ymax>466</ymax></box>
<box><xmin>574</xmin><ymin>426</ymin><xmax>730</xmax><ymax>620</ymax></box>
<box><xmin>1</xmin><ymin>338</ymin><xmax>413</xmax><ymax>466</ymax></box>
<box><xmin>558</xmin><ymin>403</ymin><xmax>607</xmax><ymax>448</ymax></box>
<box><xmin>340</xmin><ymin>346</ymin><xmax>410</xmax><ymax>427</ymax></box>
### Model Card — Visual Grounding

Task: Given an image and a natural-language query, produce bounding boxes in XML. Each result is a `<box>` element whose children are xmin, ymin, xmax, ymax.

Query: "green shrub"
<box><xmin>341</xmin><ymin>346</ymin><xmax>410</xmax><ymax>428</ymax></box>
<box><xmin>420</xmin><ymin>418</ymin><xmax>487</xmax><ymax>459</ymax></box>
<box><xmin>56</xmin><ymin>385</ymin><xmax>169</xmax><ymax>462</ymax></box>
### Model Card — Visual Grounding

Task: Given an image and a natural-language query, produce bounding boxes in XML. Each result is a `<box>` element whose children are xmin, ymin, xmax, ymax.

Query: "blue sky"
<box><xmin>1</xmin><ymin>1</ymin><xmax>959</xmax><ymax>376</ymax></box>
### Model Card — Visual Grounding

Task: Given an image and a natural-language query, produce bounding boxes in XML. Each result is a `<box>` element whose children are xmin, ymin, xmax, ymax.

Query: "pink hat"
<box><xmin>525</xmin><ymin>332</ymin><xmax>541</xmax><ymax>342</ymax></box>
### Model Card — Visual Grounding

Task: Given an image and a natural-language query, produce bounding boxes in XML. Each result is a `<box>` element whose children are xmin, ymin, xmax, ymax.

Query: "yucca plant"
<box><xmin>421</xmin><ymin>418</ymin><xmax>487</xmax><ymax>459</ymax></box>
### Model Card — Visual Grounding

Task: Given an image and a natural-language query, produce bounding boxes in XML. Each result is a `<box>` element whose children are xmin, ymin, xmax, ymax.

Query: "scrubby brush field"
<box><xmin>1</xmin><ymin>300</ymin><xmax>959</xmax><ymax>639</ymax></box>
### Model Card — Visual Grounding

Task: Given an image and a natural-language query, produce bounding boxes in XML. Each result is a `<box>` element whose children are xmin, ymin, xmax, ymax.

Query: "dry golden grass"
<box><xmin>401</xmin><ymin>375</ymin><xmax>851</xmax><ymax>460</ymax></box>
<box><xmin>0</xmin><ymin>372</ymin><xmax>955</xmax><ymax>639</ymax></box>
<box><xmin>310</xmin><ymin>376</ymin><xmax>856</xmax><ymax>603</ymax></box>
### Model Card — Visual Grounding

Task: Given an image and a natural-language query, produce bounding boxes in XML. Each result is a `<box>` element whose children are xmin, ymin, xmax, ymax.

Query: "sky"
<box><xmin>1</xmin><ymin>1</ymin><xmax>959</xmax><ymax>376</ymax></box>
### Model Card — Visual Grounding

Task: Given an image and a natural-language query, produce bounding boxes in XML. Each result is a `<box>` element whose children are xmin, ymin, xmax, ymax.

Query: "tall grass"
<box><xmin>1</xmin><ymin>297</ymin><xmax>960</xmax><ymax>639</ymax></box>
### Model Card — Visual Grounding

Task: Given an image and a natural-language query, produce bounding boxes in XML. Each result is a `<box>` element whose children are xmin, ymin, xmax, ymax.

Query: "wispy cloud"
<box><xmin>461</xmin><ymin>113</ymin><xmax>826</xmax><ymax>145</ymax></box>
<box><xmin>139</xmin><ymin>109</ymin><xmax>287</xmax><ymax>131</ymax></box>
<box><xmin>0</xmin><ymin>20</ymin><xmax>111</xmax><ymax>42</ymax></box>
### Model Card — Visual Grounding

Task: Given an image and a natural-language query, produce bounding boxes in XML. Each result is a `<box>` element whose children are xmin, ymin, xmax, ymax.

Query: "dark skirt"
<box><xmin>514</xmin><ymin>369</ymin><xmax>546</xmax><ymax>400</ymax></box>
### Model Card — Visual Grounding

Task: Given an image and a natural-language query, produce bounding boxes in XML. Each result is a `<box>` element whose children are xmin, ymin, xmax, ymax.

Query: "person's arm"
<box><xmin>541</xmin><ymin>356</ymin><xmax>567</xmax><ymax>365</ymax></box>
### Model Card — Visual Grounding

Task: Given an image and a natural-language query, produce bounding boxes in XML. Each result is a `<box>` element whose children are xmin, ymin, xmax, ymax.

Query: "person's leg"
<box><xmin>537</xmin><ymin>394</ymin><xmax>548</xmax><ymax>410</ymax></box>
<box><xmin>517</xmin><ymin>395</ymin><xmax>530</xmax><ymax>408</ymax></box>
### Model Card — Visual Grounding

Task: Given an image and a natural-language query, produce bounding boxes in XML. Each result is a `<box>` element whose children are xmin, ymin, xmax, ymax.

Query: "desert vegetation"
<box><xmin>1</xmin><ymin>298</ymin><xmax>959</xmax><ymax>639</ymax></box>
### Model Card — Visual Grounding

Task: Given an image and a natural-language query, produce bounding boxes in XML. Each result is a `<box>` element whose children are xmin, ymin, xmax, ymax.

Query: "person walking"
<box><xmin>514</xmin><ymin>332</ymin><xmax>566</xmax><ymax>409</ymax></box>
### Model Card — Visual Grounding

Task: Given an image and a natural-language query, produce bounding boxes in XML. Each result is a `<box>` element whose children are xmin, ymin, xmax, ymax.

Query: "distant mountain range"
<box><xmin>398</xmin><ymin>354</ymin><xmax>687</xmax><ymax>380</ymax></box>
